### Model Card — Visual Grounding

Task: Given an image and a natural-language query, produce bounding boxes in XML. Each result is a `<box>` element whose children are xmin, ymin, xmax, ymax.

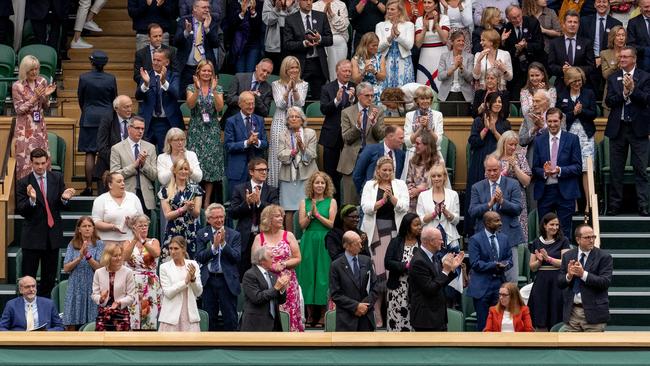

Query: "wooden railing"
<box><xmin>0</xmin><ymin>118</ymin><xmax>14</xmax><ymax>196</ymax></box>
<box><xmin>586</xmin><ymin>157</ymin><xmax>601</xmax><ymax>247</ymax></box>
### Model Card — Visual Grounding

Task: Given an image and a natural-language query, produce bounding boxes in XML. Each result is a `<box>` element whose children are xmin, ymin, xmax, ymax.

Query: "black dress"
<box><xmin>527</xmin><ymin>236</ymin><xmax>571</xmax><ymax>329</ymax></box>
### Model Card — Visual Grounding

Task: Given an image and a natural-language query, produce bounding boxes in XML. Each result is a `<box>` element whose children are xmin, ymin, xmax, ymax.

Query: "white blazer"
<box><xmin>158</xmin><ymin>260</ymin><xmax>203</xmax><ymax>325</ymax></box>
<box><xmin>376</xmin><ymin>20</ymin><xmax>415</xmax><ymax>59</ymax></box>
<box><xmin>360</xmin><ymin>179</ymin><xmax>410</xmax><ymax>243</ymax></box>
<box><xmin>416</xmin><ymin>188</ymin><xmax>461</xmax><ymax>245</ymax></box>
<box><xmin>92</xmin><ymin>266</ymin><xmax>136</xmax><ymax>308</ymax></box>
<box><xmin>156</xmin><ymin>150</ymin><xmax>203</xmax><ymax>185</ymax></box>
<box><xmin>472</xmin><ymin>49</ymin><xmax>513</xmax><ymax>89</ymax></box>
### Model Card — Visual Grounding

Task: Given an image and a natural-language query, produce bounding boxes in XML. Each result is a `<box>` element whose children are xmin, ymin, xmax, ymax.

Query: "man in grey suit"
<box><xmin>240</xmin><ymin>247</ymin><xmax>289</xmax><ymax>332</ymax></box>
<box><xmin>224</xmin><ymin>58</ymin><xmax>274</xmax><ymax>121</ymax></box>
<box><xmin>468</xmin><ymin>155</ymin><xmax>524</xmax><ymax>283</ymax></box>
<box><xmin>330</xmin><ymin>231</ymin><xmax>378</xmax><ymax>331</ymax></box>
<box><xmin>337</xmin><ymin>82</ymin><xmax>385</xmax><ymax>205</ymax></box>
<box><xmin>110</xmin><ymin>116</ymin><xmax>158</xmax><ymax>216</ymax></box>
<box><xmin>437</xmin><ymin>31</ymin><xmax>474</xmax><ymax>116</ymax></box>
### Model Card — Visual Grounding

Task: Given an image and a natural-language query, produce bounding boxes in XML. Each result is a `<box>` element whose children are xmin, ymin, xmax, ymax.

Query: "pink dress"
<box><xmin>260</xmin><ymin>231</ymin><xmax>304</xmax><ymax>332</ymax></box>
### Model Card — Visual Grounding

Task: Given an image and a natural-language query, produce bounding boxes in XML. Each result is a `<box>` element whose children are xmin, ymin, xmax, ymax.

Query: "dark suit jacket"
<box><xmin>0</xmin><ymin>0</ymin><xmax>13</xmax><ymax>17</ymax></box>
<box><xmin>548</xmin><ymin>36</ymin><xmax>595</xmax><ymax>89</ymax></box>
<box><xmin>133</xmin><ymin>44</ymin><xmax>180</xmax><ymax>84</ymax></box>
<box><xmin>16</xmin><ymin>171</ymin><xmax>68</xmax><ymax>250</ymax></box>
<box><xmin>578</xmin><ymin>15</ymin><xmax>622</xmax><ymax>54</ymax></box>
<box><xmin>283</xmin><ymin>10</ymin><xmax>333</xmax><ymax>79</ymax></box>
<box><xmin>230</xmin><ymin>181</ymin><xmax>279</xmax><ymax>248</ymax></box>
<box><xmin>26</xmin><ymin>0</ymin><xmax>68</xmax><ymax>20</ymax></box>
<box><xmin>501</xmin><ymin>17</ymin><xmax>544</xmax><ymax>74</ymax></box>
<box><xmin>532</xmin><ymin>130</ymin><xmax>582</xmax><ymax>200</ymax></box>
<box><xmin>319</xmin><ymin>80</ymin><xmax>356</xmax><ymax>149</ymax></box>
<box><xmin>352</xmin><ymin>142</ymin><xmax>405</xmax><ymax>194</ymax></box>
<box><xmin>224</xmin><ymin>113</ymin><xmax>268</xmax><ymax>182</ymax></box>
<box><xmin>224</xmin><ymin>73</ymin><xmax>273</xmax><ymax>120</ymax></box>
<box><xmin>627</xmin><ymin>14</ymin><xmax>650</xmax><ymax>49</ymax></box>
<box><xmin>240</xmin><ymin>265</ymin><xmax>287</xmax><ymax>331</ymax></box>
<box><xmin>605</xmin><ymin>68</ymin><xmax>650</xmax><ymax>138</ymax></box>
<box><xmin>0</xmin><ymin>296</ymin><xmax>64</xmax><ymax>331</ymax></box>
<box><xmin>174</xmin><ymin>15</ymin><xmax>221</xmax><ymax>68</ymax></box>
<box><xmin>384</xmin><ymin>236</ymin><xmax>410</xmax><ymax>290</ymax></box>
<box><xmin>330</xmin><ymin>253</ymin><xmax>377</xmax><ymax>331</ymax></box>
<box><xmin>127</xmin><ymin>0</ymin><xmax>175</xmax><ymax>33</ymax></box>
<box><xmin>135</xmin><ymin>71</ymin><xmax>184</xmax><ymax>137</ymax></box>
<box><xmin>95</xmin><ymin>112</ymin><xmax>126</xmax><ymax>179</ymax></box>
<box><xmin>468</xmin><ymin>177</ymin><xmax>524</xmax><ymax>246</ymax></box>
<box><xmin>558</xmin><ymin>88</ymin><xmax>597</xmax><ymax>138</ymax></box>
<box><xmin>408</xmin><ymin>246</ymin><xmax>456</xmax><ymax>331</ymax></box>
<box><xmin>195</xmin><ymin>226</ymin><xmax>242</xmax><ymax>296</ymax></box>
<box><xmin>78</xmin><ymin>71</ymin><xmax>117</xmax><ymax>128</ymax></box>
<box><xmin>465</xmin><ymin>230</ymin><xmax>512</xmax><ymax>300</ymax></box>
<box><xmin>179</xmin><ymin>0</ymin><xmax>225</xmax><ymax>24</ymax></box>
<box><xmin>558</xmin><ymin>247</ymin><xmax>613</xmax><ymax>324</ymax></box>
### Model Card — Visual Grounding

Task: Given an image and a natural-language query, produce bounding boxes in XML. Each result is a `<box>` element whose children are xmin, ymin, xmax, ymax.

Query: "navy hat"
<box><xmin>89</xmin><ymin>50</ymin><xmax>109</xmax><ymax>65</ymax></box>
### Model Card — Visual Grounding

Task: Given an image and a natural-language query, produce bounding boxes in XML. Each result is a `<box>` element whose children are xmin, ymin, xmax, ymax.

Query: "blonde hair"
<box><xmin>168</xmin><ymin>236</ymin><xmax>189</xmax><ymax>259</ymax></box>
<box><xmin>18</xmin><ymin>55</ymin><xmax>40</xmax><ymax>81</ymax></box>
<box><xmin>163</xmin><ymin>128</ymin><xmax>187</xmax><ymax>154</ymax></box>
<box><xmin>354</xmin><ymin>32</ymin><xmax>380</xmax><ymax>60</ymax></box>
<box><xmin>414</xmin><ymin>86</ymin><xmax>434</xmax><ymax>103</ymax></box>
<box><xmin>494</xmin><ymin>130</ymin><xmax>519</xmax><ymax>160</ymax></box>
<box><xmin>166</xmin><ymin>159</ymin><xmax>192</xmax><ymax>200</ymax></box>
<box><xmin>259</xmin><ymin>204</ymin><xmax>285</xmax><ymax>233</ymax></box>
<box><xmin>607</xmin><ymin>25</ymin><xmax>626</xmax><ymax>49</ymax></box>
<box><xmin>279</xmin><ymin>56</ymin><xmax>302</xmax><ymax>84</ymax></box>
<box><xmin>100</xmin><ymin>243</ymin><xmax>123</xmax><ymax>268</ymax></box>
<box><xmin>481</xmin><ymin>28</ymin><xmax>501</xmax><ymax>49</ymax></box>
<box><xmin>427</xmin><ymin>163</ymin><xmax>448</xmax><ymax>187</ymax></box>
<box><xmin>373</xmin><ymin>156</ymin><xmax>395</xmax><ymax>183</ymax></box>
<box><xmin>385</xmin><ymin>0</ymin><xmax>409</xmax><ymax>22</ymax></box>
<box><xmin>304</xmin><ymin>171</ymin><xmax>335</xmax><ymax>198</ymax></box>
<box><xmin>194</xmin><ymin>59</ymin><xmax>214</xmax><ymax>77</ymax></box>
<box><xmin>480</xmin><ymin>7</ymin><xmax>501</xmax><ymax>29</ymax></box>
<box><xmin>563</xmin><ymin>66</ymin><xmax>585</xmax><ymax>86</ymax></box>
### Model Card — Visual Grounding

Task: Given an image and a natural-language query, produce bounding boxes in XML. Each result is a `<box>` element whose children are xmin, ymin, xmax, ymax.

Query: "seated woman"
<box><xmin>92</xmin><ymin>243</ymin><xmax>136</xmax><ymax>331</ymax></box>
<box><xmin>484</xmin><ymin>282</ymin><xmax>534</xmax><ymax>332</ymax></box>
<box><xmin>325</xmin><ymin>204</ymin><xmax>369</xmax><ymax>261</ymax></box>
<box><xmin>158</xmin><ymin>236</ymin><xmax>203</xmax><ymax>332</ymax></box>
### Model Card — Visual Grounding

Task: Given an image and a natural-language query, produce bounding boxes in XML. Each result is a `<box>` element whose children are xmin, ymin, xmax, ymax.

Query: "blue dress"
<box><xmin>63</xmin><ymin>240</ymin><xmax>105</xmax><ymax>326</ymax></box>
<box><xmin>383</xmin><ymin>41</ymin><xmax>414</xmax><ymax>90</ymax></box>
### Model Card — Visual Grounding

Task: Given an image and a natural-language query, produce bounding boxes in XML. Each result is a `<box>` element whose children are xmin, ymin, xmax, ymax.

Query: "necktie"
<box><xmin>26</xmin><ymin>303</ymin><xmax>34</xmax><ymax>331</ymax></box>
<box><xmin>39</xmin><ymin>176</ymin><xmax>54</xmax><ymax>228</ymax></box>
<box><xmin>245</xmin><ymin>116</ymin><xmax>253</xmax><ymax>135</ymax></box>
<box><xmin>388</xmin><ymin>150</ymin><xmax>393</xmax><ymax>160</ymax></box>
<box><xmin>134</xmin><ymin>143</ymin><xmax>141</xmax><ymax>190</ymax></box>
<box><xmin>211</xmin><ymin>232</ymin><xmax>222</xmax><ymax>273</ymax></box>
<box><xmin>265</xmin><ymin>272</ymin><xmax>276</xmax><ymax>318</ymax></box>
<box><xmin>305</xmin><ymin>14</ymin><xmax>313</xmax><ymax>31</ymax></box>
<box><xmin>551</xmin><ymin>136</ymin><xmax>559</xmax><ymax>169</ymax></box>
<box><xmin>489</xmin><ymin>234</ymin><xmax>498</xmax><ymax>260</ymax></box>
<box><xmin>341</xmin><ymin>85</ymin><xmax>348</xmax><ymax>105</ymax></box>
<box><xmin>623</xmin><ymin>73</ymin><xmax>632</xmax><ymax>121</ymax></box>
<box><xmin>352</xmin><ymin>256</ymin><xmax>361</xmax><ymax>286</ymax></box>
<box><xmin>154</xmin><ymin>74</ymin><xmax>163</xmax><ymax>116</ymax></box>
<box><xmin>567</xmin><ymin>38</ymin><xmax>575</xmax><ymax>65</ymax></box>
<box><xmin>361</xmin><ymin>108</ymin><xmax>368</xmax><ymax>148</ymax></box>
<box><xmin>517</xmin><ymin>26</ymin><xmax>522</xmax><ymax>41</ymax></box>
<box><xmin>121</xmin><ymin>120</ymin><xmax>128</xmax><ymax>140</ymax></box>
<box><xmin>646</xmin><ymin>18</ymin><xmax>650</xmax><ymax>39</ymax></box>
<box><xmin>252</xmin><ymin>185</ymin><xmax>262</xmax><ymax>226</ymax></box>
<box><xmin>572</xmin><ymin>253</ymin><xmax>586</xmax><ymax>294</ymax></box>
<box><xmin>491</xmin><ymin>181</ymin><xmax>499</xmax><ymax>211</ymax></box>
<box><xmin>194</xmin><ymin>21</ymin><xmax>204</xmax><ymax>63</ymax></box>
<box><xmin>251</xmin><ymin>80</ymin><xmax>258</xmax><ymax>91</ymax></box>
<box><xmin>598</xmin><ymin>18</ymin><xmax>606</xmax><ymax>53</ymax></box>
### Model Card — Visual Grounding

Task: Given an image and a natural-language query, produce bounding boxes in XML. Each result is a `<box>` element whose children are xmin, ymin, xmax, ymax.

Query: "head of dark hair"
<box><xmin>539</xmin><ymin>212</ymin><xmax>563</xmax><ymax>240</ymax></box>
<box><xmin>148</xmin><ymin>23</ymin><xmax>163</xmax><ymax>35</ymax></box>
<box><xmin>574</xmin><ymin>223</ymin><xmax>593</xmax><ymax>239</ymax></box>
<box><xmin>397</xmin><ymin>213</ymin><xmax>420</xmax><ymax>239</ymax></box>
<box><xmin>484</xmin><ymin>92</ymin><xmax>507</xmax><ymax>120</ymax></box>
<box><xmin>248</xmin><ymin>157</ymin><xmax>267</xmax><ymax>172</ymax></box>
<box><xmin>29</xmin><ymin>148</ymin><xmax>48</xmax><ymax>161</ymax></box>
<box><xmin>385</xmin><ymin>124</ymin><xmax>399</xmax><ymax>136</ymax></box>
<box><xmin>546</xmin><ymin>107</ymin><xmax>564</xmax><ymax>120</ymax></box>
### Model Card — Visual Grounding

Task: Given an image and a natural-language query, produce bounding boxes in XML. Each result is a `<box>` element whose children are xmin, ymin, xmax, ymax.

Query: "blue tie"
<box><xmin>265</xmin><ymin>272</ymin><xmax>276</xmax><ymax>318</ymax></box>
<box><xmin>154</xmin><ymin>74</ymin><xmax>163</xmax><ymax>116</ymax></box>
<box><xmin>490</xmin><ymin>234</ymin><xmax>498</xmax><ymax>260</ymax></box>
<box><xmin>210</xmin><ymin>243</ymin><xmax>221</xmax><ymax>273</ymax></box>
<box><xmin>361</xmin><ymin>108</ymin><xmax>368</xmax><ymax>148</ymax></box>
<box><xmin>251</xmin><ymin>80</ymin><xmax>258</xmax><ymax>91</ymax></box>
<box><xmin>352</xmin><ymin>256</ymin><xmax>361</xmax><ymax>286</ymax></box>
<box><xmin>572</xmin><ymin>253</ymin><xmax>586</xmax><ymax>294</ymax></box>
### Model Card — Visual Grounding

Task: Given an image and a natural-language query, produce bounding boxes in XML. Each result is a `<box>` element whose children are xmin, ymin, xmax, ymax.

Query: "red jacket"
<box><xmin>483</xmin><ymin>305</ymin><xmax>534</xmax><ymax>332</ymax></box>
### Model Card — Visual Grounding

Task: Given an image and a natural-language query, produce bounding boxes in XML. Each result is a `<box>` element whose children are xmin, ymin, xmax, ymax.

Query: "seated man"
<box><xmin>0</xmin><ymin>276</ymin><xmax>64</xmax><ymax>331</ymax></box>
<box><xmin>224</xmin><ymin>58</ymin><xmax>274</xmax><ymax>121</ymax></box>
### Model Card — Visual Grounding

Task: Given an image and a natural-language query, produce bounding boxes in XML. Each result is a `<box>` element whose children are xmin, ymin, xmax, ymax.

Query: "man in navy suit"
<box><xmin>133</xmin><ymin>24</ymin><xmax>180</xmax><ymax>85</ymax></box>
<box><xmin>135</xmin><ymin>48</ymin><xmax>184</xmax><ymax>153</ymax></box>
<box><xmin>352</xmin><ymin>125</ymin><xmax>405</xmax><ymax>194</ymax></box>
<box><xmin>604</xmin><ymin>47</ymin><xmax>650</xmax><ymax>216</ymax></box>
<box><xmin>469</xmin><ymin>155</ymin><xmax>524</xmax><ymax>283</ymax></box>
<box><xmin>195</xmin><ymin>203</ymin><xmax>241</xmax><ymax>331</ymax></box>
<box><xmin>224</xmin><ymin>91</ymin><xmax>269</xmax><ymax>192</ymax></box>
<box><xmin>558</xmin><ymin>224</ymin><xmax>613</xmax><ymax>332</ymax></box>
<box><xmin>95</xmin><ymin>96</ymin><xmax>133</xmax><ymax>194</ymax></box>
<box><xmin>532</xmin><ymin>108</ymin><xmax>582</xmax><ymax>238</ymax></box>
<box><xmin>627</xmin><ymin>0</ymin><xmax>650</xmax><ymax>71</ymax></box>
<box><xmin>465</xmin><ymin>211</ymin><xmax>513</xmax><ymax>331</ymax></box>
<box><xmin>0</xmin><ymin>276</ymin><xmax>64</xmax><ymax>331</ymax></box>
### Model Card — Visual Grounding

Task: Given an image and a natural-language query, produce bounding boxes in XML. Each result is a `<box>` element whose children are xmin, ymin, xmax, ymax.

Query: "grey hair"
<box><xmin>251</xmin><ymin>247</ymin><xmax>270</xmax><ymax>265</ymax></box>
<box><xmin>163</xmin><ymin>128</ymin><xmax>187</xmax><ymax>154</ymax></box>
<box><xmin>205</xmin><ymin>203</ymin><xmax>226</xmax><ymax>217</ymax></box>
<box><xmin>285</xmin><ymin>106</ymin><xmax>308</xmax><ymax>127</ymax></box>
<box><xmin>113</xmin><ymin>95</ymin><xmax>130</xmax><ymax>110</ymax></box>
<box><xmin>128</xmin><ymin>115</ymin><xmax>145</xmax><ymax>127</ymax></box>
<box><xmin>533</xmin><ymin>88</ymin><xmax>552</xmax><ymax>103</ymax></box>
<box><xmin>356</xmin><ymin>82</ymin><xmax>373</xmax><ymax>96</ymax></box>
<box><xmin>421</xmin><ymin>226</ymin><xmax>437</xmax><ymax>240</ymax></box>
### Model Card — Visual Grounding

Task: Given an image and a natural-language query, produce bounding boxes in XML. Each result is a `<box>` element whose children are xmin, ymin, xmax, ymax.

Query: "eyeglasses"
<box><xmin>129</xmin><ymin>126</ymin><xmax>145</xmax><ymax>131</ymax></box>
<box><xmin>254</xmin><ymin>168</ymin><xmax>269</xmax><ymax>172</ymax></box>
<box><xmin>498</xmin><ymin>293</ymin><xmax>510</xmax><ymax>297</ymax></box>
<box><xmin>345</xmin><ymin>214</ymin><xmax>360</xmax><ymax>219</ymax></box>
<box><xmin>360</xmin><ymin>93</ymin><xmax>374</xmax><ymax>97</ymax></box>
<box><xmin>579</xmin><ymin>235</ymin><xmax>597</xmax><ymax>240</ymax></box>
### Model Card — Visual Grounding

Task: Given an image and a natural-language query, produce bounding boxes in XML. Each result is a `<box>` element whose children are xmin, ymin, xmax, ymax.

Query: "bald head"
<box><xmin>239</xmin><ymin>91</ymin><xmax>255</xmax><ymax>115</ymax></box>
<box><xmin>483</xmin><ymin>211</ymin><xmax>502</xmax><ymax>233</ymax></box>
<box><xmin>342</xmin><ymin>230</ymin><xmax>362</xmax><ymax>256</ymax></box>
<box><xmin>421</xmin><ymin>227</ymin><xmax>443</xmax><ymax>252</ymax></box>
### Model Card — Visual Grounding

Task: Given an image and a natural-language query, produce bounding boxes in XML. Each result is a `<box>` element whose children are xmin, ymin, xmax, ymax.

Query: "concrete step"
<box><xmin>609</xmin><ymin>287</ymin><xmax>650</xmax><ymax>308</ymax></box>
<box><xmin>61</xmin><ymin>67</ymin><xmax>134</xmax><ymax>79</ymax></box>
<box><xmin>598</xmin><ymin>216</ymin><xmax>650</xmax><ymax>233</ymax></box>
<box><xmin>79</xmin><ymin>21</ymin><xmax>135</xmax><ymax>37</ymax></box>
<box><xmin>609</xmin><ymin>308</ymin><xmax>650</xmax><ymax>326</ymax></box>
<box><xmin>72</xmin><ymin>36</ymin><xmax>136</xmax><ymax>50</ymax></box>
<box><xmin>607</xmin><ymin>250</ymin><xmax>650</xmax><ymax>270</ymax></box>
<box><xmin>600</xmin><ymin>233</ymin><xmax>650</xmax><ymax>250</ymax></box>
<box><xmin>611</xmin><ymin>270</ymin><xmax>650</xmax><ymax>287</ymax></box>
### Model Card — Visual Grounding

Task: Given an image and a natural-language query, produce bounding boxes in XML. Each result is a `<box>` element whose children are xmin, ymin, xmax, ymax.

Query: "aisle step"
<box><xmin>611</xmin><ymin>270</ymin><xmax>650</xmax><ymax>287</ymax></box>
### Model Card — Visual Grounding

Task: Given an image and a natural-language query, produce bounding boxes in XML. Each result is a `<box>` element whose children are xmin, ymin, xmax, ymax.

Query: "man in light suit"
<box><xmin>604</xmin><ymin>47</ymin><xmax>650</xmax><ymax>216</ymax></box>
<box><xmin>230</xmin><ymin>158</ymin><xmax>279</xmax><ymax>277</ymax></box>
<box><xmin>96</xmin><ymin>96</ymin><xmax>133</xmax><ymax>194</ymax></box>
<box><xmin>283</xmin><ymin>0</ymin><xmax>333</xmax><ymax>99</ymax></box>
<box><xmin>558</xmin><ymin>224</ymin><xmax>613</xmax><ymax>332</ymax></box>
<box><xmin>240</xmin><ymin>247</ymin><xmax>289</xmax><ymax>331</ymax></box>
<box><xmin>465</xmin><ymin>211</ymin><xmax>513</xmax><ymax>331</ymax></box>
<box><xmin>135</xmin><ymin>48</ymin><xmax>184</xmax><ymax>153</ymax></box>
<box><xmin>0</xmin><ymin>276</ymin><xmax>64</xmax><ymax>331</ymax></box>
<box><xmin>409</xmin><ymin>227</ymin><xmax>464</xmax><ymax>331</ymax></box>
<box><xmin>224</xmin><ymin>58</ymin><xmax>274</xmax><ymax>121</ymax></box>
<box><xmin>110</xmin><ymin>116</ymin><xmax>158</xmax><ymax>216</ymax></box>
<box><xmin>469</xmin><ymin>155</ymin><xmax>524</xmax><ymax>283</ymax></box>
<box><xmin>15</xmin><ymin>149</ymin><xmax>75</xmax><ymax>298</ymax></box>
<box><xmin>133</xmin><ymin>23</ymin><xmax>180</xmax><ymax>85</ymax></box>
<box><xmin>330</xmin><ymin>231</ymin><xmax>378</xmax><ymax>331</ymax></box>
<box><xmin>224</xmin><ymin>91</ymin><xmax>269</xmax><ymax>192</ymax></box>
<box><xmin>319</xmin><ymin>59</ymin><xmax>356</xmax><ymax>198</ymax></box>
<box><xmin>626</xmin><ymin>0</ymin><xmax>650</xmax><ymax>71</ymax></box>
<box><xmin>195</xmin><ymin>203</ymin><xmax>241</xmax><ymax>331</ymax></box>
<box><xmin>547</xmin><ymin>10</ymin><xmax>596</xmax><ymax>93</ymax></box>
<box><xmin>352</xmin><ymin>125</ymin><xmax>405</xmax><ymax>194</ymax></box>
<box><xmin>337</xmin><ymin>82</ymin><xmax>385</xmax><ymax>205</ymax></box>
<box><xmin>532</xmin><ymin>108</ymin><xmax>582</xmax><ymax>239</ymax></box>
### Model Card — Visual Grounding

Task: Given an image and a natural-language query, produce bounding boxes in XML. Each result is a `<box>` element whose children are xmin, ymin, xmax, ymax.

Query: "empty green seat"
<box><xmin>47</xmin><ymin>132</ymin><xmax>66</xmax><ymax>174</ymax></box>
<box><xmin>18</xmin><ymin>44</ymin><xmax>57</xmax><ymax>82</ymax></box>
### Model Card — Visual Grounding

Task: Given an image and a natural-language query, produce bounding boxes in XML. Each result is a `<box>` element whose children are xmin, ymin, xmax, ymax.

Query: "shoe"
<box><xmin>83</xmin><ymin>20</ymin><xmax>103</xmax><ymax>32</ymax></box>
<box><xmin>81</xmin><ymin>187</ymin><xmax>93</xmax><ymax>196</ymax></box>
<box><xmin>639</xmin><ymin>208</ymin><xmax>650</xmax><ymax>217</ymax></box>
<box><xmin>70</xmin><ymin>38</ymin><xmax>93</xmax><ymax>49</ymax></box>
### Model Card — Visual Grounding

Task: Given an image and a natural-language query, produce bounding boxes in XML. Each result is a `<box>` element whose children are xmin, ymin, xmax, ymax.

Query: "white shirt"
<box><xmin>546</xmin><ymin>130</ymin><xmax>562</xmax><ymax>184</ymax></box>
<box><xmin>24</xmin><ymin>298</ymin><xmax>39</xmax><ymax>330</ymax></box>
<box><xmin>571</xmin><ymin>248</ymin><xmax>591</xmax><ymax>304</ymax></box>
<box><xmin>92</xmin><ymin>191</ymin><xmax>143</xmax><ymax>241</ymax></box>
<box><xmin>501</xmin><ymin>310</ymin><xmax>515</xmax><ymax>332</ymax></box>
<box><xmin>383</xmin><ymin>142</ymin><xmax>397</xmax><ymax>171</ymax></box>
<box><xmin>594</xmin><ymin>15</ymin><xmax>607</xmax><ymax>55</ymax></box>
<box><xmin>29</xmin><ymin>172</ymin><xmax>47</xmax><ymax>206</ymax></box>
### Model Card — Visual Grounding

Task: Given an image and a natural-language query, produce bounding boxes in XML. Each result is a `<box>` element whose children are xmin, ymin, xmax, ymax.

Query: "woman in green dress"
<box><xmin>297</xmin><ymin>171</ymin><xmax>338</xmax><ymax>328</ymax></box>
<box><xmin>186</xmin><ymin>59</ymin><xmax>224</xmax><ymax>208</ymax></box>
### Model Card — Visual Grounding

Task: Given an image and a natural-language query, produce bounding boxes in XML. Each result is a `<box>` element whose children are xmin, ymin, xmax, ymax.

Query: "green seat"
<box><xmin>550</xmin><ymin>322</ymin><xmax>565</xmax><ymax>332</ymax></box>
<box><xmin>198</xmin><ymin>309</ymin><xmax>209</xmax><ymax>331</ymax></box>
<box><xmin>18</xmin><ymin>44</ymin><xmax>57</xmax><ymax>82</ymax></box>
<box><xmin>47</xmin><ymin>132</ymin><xmax>66</xmax><ymax>174</ymax></box>
<box><xmin>0</xmin><ymin>44</ymin><xmax>15</xmax><ymax>78</ymax></box>
<box><xmin>439</xmin><ymin>135</ymin><xmax>456</xmax><ymax>185</ymax></box>
<box><xmin>21</xmin><ymin>20</ymin><xmax>39</xmax><ymax>47</ymax></box>
<box><xmin>269</xmin><ymin>100</ymin><xmax>276</xmax><ymax>117</ymax></box>
<box><xmin>292</xmin><ymin>212</ymin><xmax>303</xmax><ymax>241</ymax></box>
<box><xmin>279</xmin><ymin>310</ymin><xmax>290</xmax><ymax>332</ymax></box>
<box><xmin>447</xmin><ymin>308</ymin><xmax>465</xmax><ymax>331</ymax></box>
<box><xmin>517</xmin><ymin>244</ymin><xmax>531</xmax><ymax>286</ymax></box>
<box><xmin>527</xmin><ymin>208</ymin><xmax>538</xmax><ymax>244</ymax></box>
<box><xmin>180</xmin><ymin>102</ymin><xmax>191</xmax><ymax>118</ymax></box>
<box><xmin>267</xmin><ymin>74</ymin><xmax>280</xmax><ymax>84</ymax></box>
<box><xmin>509</xmin><ymin>103</ymin><xmax>520</xmax><ymax>117</ymax></box>
<box><xmin>0</xmin><ymin>81</ymin><xmax>8</xmax><ymax>113</ymax></box>
<box><xmin>80</xmin><ymin>321</ymin><xmax>96</xmax><ymax>331</ymax></box>
<box><xmin>305</xmin><ymin>101</ymin><xmax>324</xmax><ymax>117</ymax></box>
<box><xmin>50</xmin><ymin>279</ymin><xmax>68</xmax><ymax>314</ymax></box>
<box><xmin>218</xmin><ymin>73</ymin><xmax>235</xmax><ymax>93</ymax></box>
<box><xmin>461</xmin><ymin>292</ymin><xmax>477</xmax><ymax>331</ymax></box>
<box><xmin>324</xmin><ymin>310</ymin><xmax>336</xmax><ymax>332</ymax></box>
